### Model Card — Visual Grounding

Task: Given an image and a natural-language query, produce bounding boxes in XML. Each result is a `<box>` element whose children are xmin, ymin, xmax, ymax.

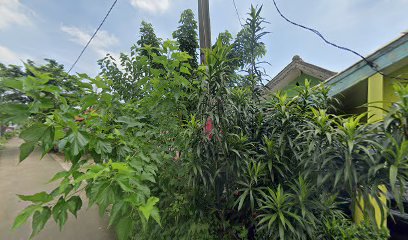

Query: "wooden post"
<box><xmin>198</xmin><ymin>0</ymin><xmax>211</xmax><ymax>64</ymax></box>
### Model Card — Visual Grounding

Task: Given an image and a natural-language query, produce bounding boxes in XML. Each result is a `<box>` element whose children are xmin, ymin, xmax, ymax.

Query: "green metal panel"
<box><xmin>327</xmin><ymin>34</ymin><xmax>408</xmax><ymax>96</ymax></box>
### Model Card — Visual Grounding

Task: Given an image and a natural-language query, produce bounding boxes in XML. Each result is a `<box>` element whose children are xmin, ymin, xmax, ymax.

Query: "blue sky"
<box><xmin>0</xmin><ymin>0</ymin><xmax>407</xmax><ymax>78</ymax></box>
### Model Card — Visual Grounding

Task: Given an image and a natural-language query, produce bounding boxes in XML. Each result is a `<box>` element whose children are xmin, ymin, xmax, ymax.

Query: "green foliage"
<box><xmin>137</xmin><ymin>21</ymin><xmax>161</xmax><ymax>57</ymax></box>
<box><xmin>173</xmin><ymin>9</ymin><xmax>199</xmax><ymax>69</ymax></box>
<box><xmin>318</xmin><ymin>217</ymin><xmax>389</xmax><ymax>240</ymax></box>
<box><xmin>3</xmin><ymin>130</ymin><xmax>16</xmax><ymax>139</ymax></box>
<box><xmin>0</xmin><ymin>59</ymin><xmax>81</xmax><ymax>105</ymax></box>
<box><xmin>232</xmin><ymin>5</ymin><xmax>269</xmax><ymax>87</ymax></box>
<box><xmin>5</xmin><ymin>7</ymin><xmax>408</xmax><ymax>240</ymax></box>
<box><xmin>3</xmin><ymin>40</ymin><xmax>191</xmax><ymax>239</ymax></box>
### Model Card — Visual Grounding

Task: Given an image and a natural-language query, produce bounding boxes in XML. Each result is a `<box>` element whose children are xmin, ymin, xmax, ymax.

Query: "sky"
<box><xmin>0</xmin><ymin>0</ymin><xmax>407</xmax><ymax>79</ymax></box>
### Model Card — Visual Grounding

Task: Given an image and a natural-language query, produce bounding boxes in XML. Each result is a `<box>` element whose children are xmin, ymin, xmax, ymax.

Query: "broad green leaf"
<box><xmin>24</xmin><ymin>64</ymin><xmax>52</xmax><ymax>83</ymax></box>
<box><xmin>150</xmin><ymin>208</ymin><xmax>161</xmax><ymax>226</ymax></box>
<box><xmin>109</xmin><ymin>201</ymin><xmax>126</xmax><ymax>226</ymax></box>
<box><xmin>0</xmin><ymin>103</ymin><xmax>28</xmax><ymax>115</ymax></box>
<box><xmin>116</xmin><ymin>116</ymin><xmax>145</xmax><ymax>128</ymax></box>
<box><xmin>140</xmin><ymin>172</ymin><xmax>156</xmax><ymax>183</ymax></box>
<box><xmin>12</xmin><ymin>205</ymin><xmax>42</xmax><ymax>229</ymax></box>
<box><xmin>95</xmin><ymin>140</ymin><xmax>112</xmax><ymax>155</ymax></box>
<box><xmin>41</xmin><ymin>127</ymin><xmax>55</xmax><ymax>149</ymax></box>
<box><xmin>67</xmin><ymin>131</ymin><xmax>89</xmax><ymax>156</ymax></box>
<box><xmin>91</xmin><ymin>76</ymin><xmax>108</xmax><ymax>89</ymax></box>
<box><xmin>18</xmin><ymin>192</ymin><xmax>53</xmax><ymax>203</ymax></box>
<box><xmin>49</xmin><ymin>171</ymin><xmax>69</xmax><ymax>183</ymax></box>
<box><xmin>67</xmin><ymin>196</ymin><xmax>82</xmax><ymax>217</ymax></box>
<box><xmin>115</xmin><ymin>217</ymin><xmax>132</xmax><ymax>240</ymax></box>
<box><xmin>1</xmin><ymin>78</ymin><xmax>23</xmax><ymax>90</ymax></box>
<box><xmin>111</xmin><ymin>162</ymin><xmax>132</xmax><ymax>173</ymax></box>
<box><xmin>138</xmin><ymin>197</ymin><xmax>159</xmax><ymax>221</ymax></box>
<box><xmin>20</xmin><ymin>123</ymin><xmax>48</xmax><ymax>142</ymax></box>
<box><xmin>117</xmin><ymin>179</ymin><xmax>133</xmax><ymax>192</ymax></box>
<box><xmin>52</xmin><ymin>198</ymin><xmax>68</xmax><ymax>230</ymax></box>
<box><xmin>19</xmin><ymin>142</ymin><xmax>35</xmax><ymax>162</ymax></box>
<box><xmin>73</xmin><ymin>172</ymin><xmax>97</xmax><ymax>184</ymax></box>
<box><xmin>54</xmin><ymin>126</ymin><xmax>65</xmax><ymax>140</ymax></box>
<box><xmin>30</xmin><ymin>207</ymin><xmax>51</xmax><ymax>239</ymax></box>
<box><xmin>77</xmin><ymin>73</ymin><xmax>90</xmax><ymax>79</ymax></box>
<box><xmin>81</xmin><ymin>94</ymin><xmax>98</xmax><ymax>110</ymax></box>
<box><xmin>0</xmin><ymin>103</ymin><xmax>29</xmax><ymax>123</ymax></box>
<box><xmin>180</xmin><ymin>66</ymin><xmax>191</xmax><ymax>75</ymax></box>
<box><xmin>100</xmin><ymin>93</ymin><xmax>112</xmax><ymax>103</ymax></box>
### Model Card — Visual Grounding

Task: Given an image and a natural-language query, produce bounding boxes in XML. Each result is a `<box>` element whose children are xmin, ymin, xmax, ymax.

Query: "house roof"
<box><xmin>326</xmin><ymin>32</ymin><xmax>408</xmax><ymax>96</ymax></box>
<box><xmin>265</xmin><ymin>55</ymin><xmax>336</xmax><ymax>91</ymax></box>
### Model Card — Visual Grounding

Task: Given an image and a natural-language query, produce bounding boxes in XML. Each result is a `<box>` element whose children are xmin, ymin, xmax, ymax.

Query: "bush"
<box><xmin>3</xmin><ymin>5</ymin><xmax>408</xmax><ymax>239</ymax></box>
<box><xmin>319</xmin><ymin>217</ymin><xmax>390</xmax><ymax>240</ymax></box>
<box><xmin>4</xmin><ymin>131</ymin><xmax>15</xmax><ymax>140</ymax></box>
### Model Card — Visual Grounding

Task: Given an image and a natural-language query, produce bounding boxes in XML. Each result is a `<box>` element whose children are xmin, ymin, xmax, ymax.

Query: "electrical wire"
<box><xmin>67</xmin><ymin>0</ymin><xmax>118</xmax><ymax>74</ymax></box>
<box><xmin>232</xmin><ymin>0</ymin><xmax>243</xmax><ymax>26</ymax></box>
<box><xmin>271</xmin><ymin>0</ymin><xmax>408</xmax><ymax>81</ymax></box>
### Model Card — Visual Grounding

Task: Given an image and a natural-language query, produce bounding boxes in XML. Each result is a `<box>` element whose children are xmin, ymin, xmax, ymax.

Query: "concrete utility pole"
<box><xmin>198</xmin><ymin>0</ymin><xmax>211</xmax><ymax>64</ymax></box>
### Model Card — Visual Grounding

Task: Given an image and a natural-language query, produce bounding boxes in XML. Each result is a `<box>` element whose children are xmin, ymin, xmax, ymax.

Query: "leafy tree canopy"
<box><xmin>137</xmin><ymin>21</ymin><xmax>162</xmax><ymax>56</ymax></box>
<box><xmin>173</xmin><ymin>9</ymin><xmax>199</xmax><ymax>69</ymax></box>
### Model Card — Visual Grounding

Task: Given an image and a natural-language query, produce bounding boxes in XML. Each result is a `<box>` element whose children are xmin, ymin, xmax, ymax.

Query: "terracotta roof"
<box><xmin>265</xmin><ymin>55</ymin><xmax>336</xmax><ymax>91</ymax></box>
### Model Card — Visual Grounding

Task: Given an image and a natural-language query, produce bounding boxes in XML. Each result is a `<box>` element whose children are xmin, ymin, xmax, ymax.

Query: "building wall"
<box><xmin>282</xmin><ymin>73</ymin><xmax>321</xmax><ymax>96</ymax></box>
<box><xmin>384</xmin><ymin>65</ymin><xmax>408</xmax><ymax>109</ymax></box>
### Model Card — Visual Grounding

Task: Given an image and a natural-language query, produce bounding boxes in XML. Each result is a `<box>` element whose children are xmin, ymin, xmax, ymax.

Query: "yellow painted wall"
<box><xmin>355</xmin><ymin>65</ymin><xmax>408</xmax><ymax>227</ymax></box>
<box><xmin>367</xmin><ymin>73</ymin><xmax>385</xmax><ymax>122</ymax></box>
<box><xmin>384</xmin><ymin>65</ymin><xmax>408</xmax><ymax>109</ymax></box>
<box><xmin>354</xmin><ymin>73</ymin><xmax>387</xmax><ymax>227</ymax></box>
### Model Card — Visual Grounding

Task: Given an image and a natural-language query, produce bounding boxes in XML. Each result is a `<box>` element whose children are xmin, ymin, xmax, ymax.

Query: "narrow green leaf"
<box><xmin>390</xmin><ymin>165</ymin><xmax>398</xmax><ymax>191</ymax></box>
<box><xmin>237</xmin><ymin>190</ymin><xmax>248</xmax><ymax>211</ymax></box>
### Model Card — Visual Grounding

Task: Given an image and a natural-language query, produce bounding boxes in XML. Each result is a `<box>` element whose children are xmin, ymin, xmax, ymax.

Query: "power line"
<box><xmin>232</xmin><ymin>0</ymin><xmax>243</xmax><ymax>26</ymax></box>
<box><xmin>67</xmin><ymin>0</ymin><xmax>119</xmax><ymax>74</ymax></box>
<box><xmin>271</xmin><ymin>0</ymin><xmax>408</xmax><ymax>81</ymax></box>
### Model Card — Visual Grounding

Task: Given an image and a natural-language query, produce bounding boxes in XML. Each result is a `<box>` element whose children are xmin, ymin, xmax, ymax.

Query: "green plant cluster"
<box><xmin>1</xmin><ymin>6</ymin><xmax>407</xmax><ymax>240</ymax></box>
<box><xmin>318</xmin><ymin>217</ymin><xmax>390</xmax><ymax>240</ymax></box>
<box><xmin>0</xmin><ymin>130</ymin><xmax>16</xmax><ymax>148</ymax></box>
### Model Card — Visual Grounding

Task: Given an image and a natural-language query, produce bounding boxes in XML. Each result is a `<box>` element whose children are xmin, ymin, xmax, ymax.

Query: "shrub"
<box><xmin>319</xmin><ymin>217</ymin><xmax>390</xmax><ymax>240</ymax></box>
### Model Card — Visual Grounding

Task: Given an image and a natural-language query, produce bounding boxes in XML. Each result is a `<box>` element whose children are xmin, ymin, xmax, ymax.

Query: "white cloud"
<box><xmin>129</xmin><ymin>0</ymin><xmax>170</xmax><ymax>13</ymax></box>
<box><xmin>61</xmin><ymin>25</ymin><xmax>119</xmax><ymax>58</ymax></box>
<box><xmin>0</xmin><ymin>45</ymin><xmax>29</xmax><ymax>64</ymax></box>
<box><xmin>0</xmin><ymin>0</ymin><xmax>33</xmax><ymax>30</ymax></box>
